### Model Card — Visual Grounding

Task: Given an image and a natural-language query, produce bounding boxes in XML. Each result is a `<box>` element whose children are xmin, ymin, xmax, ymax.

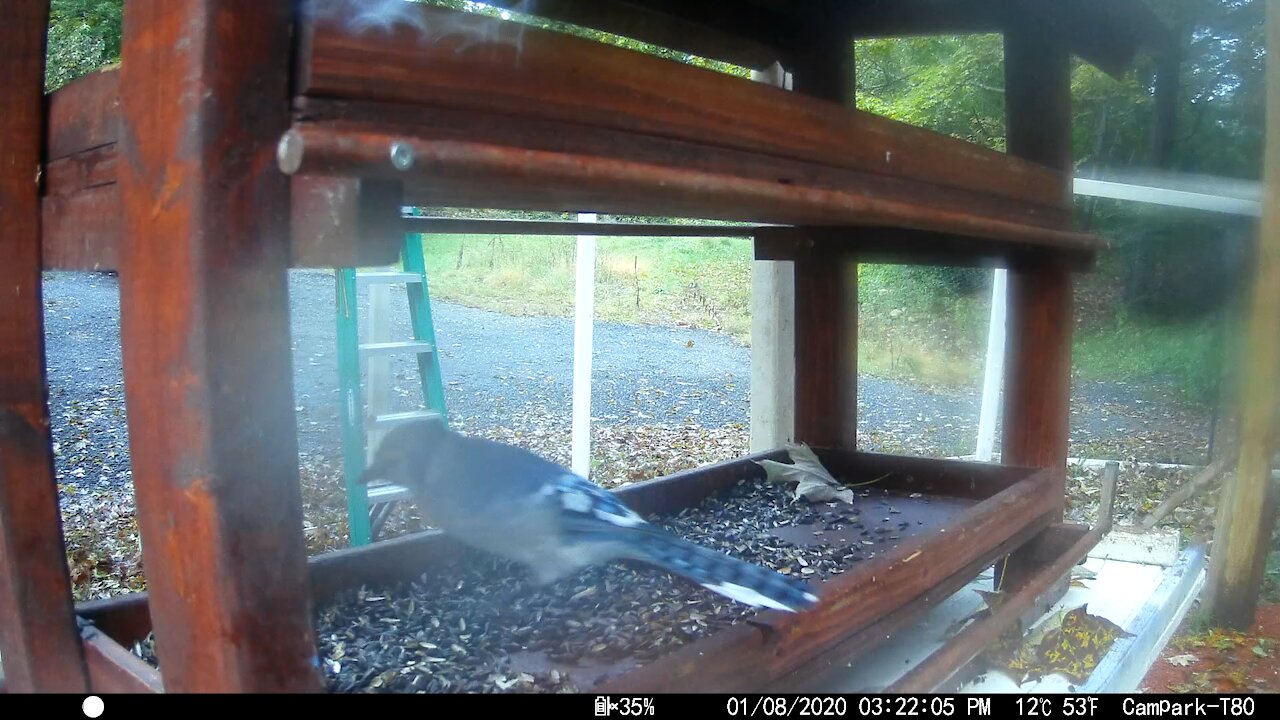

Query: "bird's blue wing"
<box><xmin>438</xmin><ymin>434</ymin><xmax>648</xmax><ymax>536</ymax></box>
<box><xmin>542</xmin><ymin>471</ymin><xmax>649</xmax><ymax>536</ymax></box>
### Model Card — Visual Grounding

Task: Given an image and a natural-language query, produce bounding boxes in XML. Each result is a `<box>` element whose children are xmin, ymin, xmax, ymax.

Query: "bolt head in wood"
<box><xmin>277</xmin><ymin>130</ymin><xmax>304</xmax><ymax>175</ymax></box>
<box><xmin>390</xmin><ymin>142</ymin><xmax>414</xmax><ymax>171</ymax></box>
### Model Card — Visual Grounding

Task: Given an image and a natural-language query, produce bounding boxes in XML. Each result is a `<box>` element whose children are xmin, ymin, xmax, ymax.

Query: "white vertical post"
<box><xmin>976</xmin><ymin>268</ymin><xmax>1008</xmax><ymax>461</ymax></box>
<box><xmin>572</xmin><ymin>212</ymin><xmax>597</xmax><ymax>477</ymax></box>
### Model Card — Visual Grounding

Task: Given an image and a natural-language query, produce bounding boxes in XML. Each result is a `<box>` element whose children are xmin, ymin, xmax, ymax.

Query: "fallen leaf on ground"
<box><xmin>982</xmin><ymin>603</ymin><xmax>1132</xmax><ymax>685</ymax></box>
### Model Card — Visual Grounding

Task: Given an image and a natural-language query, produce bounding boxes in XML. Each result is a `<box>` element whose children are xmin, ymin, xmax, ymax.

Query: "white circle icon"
<box><xmin>82</xmin><ymin>696</ymin><xmax>105</xmax><ymax>718</ymax></box>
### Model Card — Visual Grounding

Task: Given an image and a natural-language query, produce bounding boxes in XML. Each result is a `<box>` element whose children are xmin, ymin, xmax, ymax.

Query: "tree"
<box><xmin>45</xmin><ymin>0</ymin><xmax>122</xmax><ymax>91</ymax></box>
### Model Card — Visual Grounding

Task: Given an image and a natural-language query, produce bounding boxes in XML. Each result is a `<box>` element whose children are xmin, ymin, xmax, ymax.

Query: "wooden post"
<box><xmin>749</xmin><ymin>62</ymin><xmax>796</xmax><ymax>452</ymax></box>
<box><xmin>0</xmin><ymin>0</ymin><xmax>92</xmax><ymax>693</ymax></box>
<box><xmin>997</xmin><ymin>23</ymin><xmax>1075</xmax><ymax>591</ymax></box>
<box><xmin>788</xmin><ymin>32</ymin><xmax>858</xmax><ymax>450</ymax></box>
<box><xmin>117</xmin><ymin>1</ymin><xmax>322</xmax><ymax>691</ymax></box>
<box><xmin>1206</xmin><ymin>0</ymin><xmax>1280</xmax><ymax>629</ymax></box>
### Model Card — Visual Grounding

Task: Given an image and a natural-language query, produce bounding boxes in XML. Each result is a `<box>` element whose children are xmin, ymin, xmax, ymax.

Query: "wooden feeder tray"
<box><xmin>76</xmin><ymin>448</ymin><xmax>1066</xmax><ymax>693</ymax></box>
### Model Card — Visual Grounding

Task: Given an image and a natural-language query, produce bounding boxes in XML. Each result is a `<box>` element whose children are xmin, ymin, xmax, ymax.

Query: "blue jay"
<box><xmin>359</xmin><ymin>418</ymin><xmax>819</xmax><ymax>613</ymax></box>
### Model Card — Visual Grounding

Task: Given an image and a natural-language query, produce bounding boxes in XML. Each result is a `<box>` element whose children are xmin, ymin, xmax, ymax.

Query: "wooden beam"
<box><xmin>1143</xmin><ymin>456</ymin><xmax>1234</xmax><ymax>531</ymax></box>
<box><xmin>753</xmin><ymin>225</ymin><xmax>1098</xmax><ymax>271</ymax></box>
<box><xmin>281</xmin><ymin>112</ymin><xmax>1074</xmax><ymax>242</ymax></box>
<box><xmin>1000</xmin><ymin>24</ymin><xmax>1074</xmax><ymax>497</ymax></box>
<box><xmin>890</xmin><ymin>522</ymin><xmax>1099</xmax><ymax>692</ymax></box>
<box><xmin>295</xmin><ymin>2</ymin><xmax>1069</xmax><ymax>213</ymax></box>
<box><xmin>41</xmin><ymin>185</ymin><xmax>120</xmax><ymax>271</ymax></box>
<box><xmin>0</xmin><ymin>0</ymin><xmax>91</xmax><ymax>693</ymax></box>
<box><xmin>116</xmin><ymin>1</ymin><xmax>321</xmax><ymax>692</ymax></box>
<box><xmin>1207</xmin><ymin>0</ymin><xmax>1280</xmax><ymax>629</ymax></box>
<box><xmin>44</xmin><ymin>65</ymin><xmax>118</xmax><ymax>161</ymax></box>
<box><xmin>995</xmin><ymin>18</ymin><xmax>1077</xmax><ymax>598</ymax></box>
<box><xmin>290</xmin><ymin>176</ymin><xmax>403</xmax><ymax>268</ymax></box>
<box><xmin>793</xmin><ymin>257</ymin><xmax>844</xmax><ymax>448</ymax></box>
<box><xmin>81</xmin><ymin>624</ymin><xmax>164</xmax><ymax>694</ymax></box>
<box><xmin>787</xmin><ymin>30</ymin><xmax>856</xmax><ymax>450</ymax></box>
<box><xmin>597</xmin><ymin>467</ymin><xmax>1059</xmax><ymax>692</ymax></box>
<box><xmin>403</xmin><ymin>217</ymin><xmax>760</xmax><ymax>237</ymax></box>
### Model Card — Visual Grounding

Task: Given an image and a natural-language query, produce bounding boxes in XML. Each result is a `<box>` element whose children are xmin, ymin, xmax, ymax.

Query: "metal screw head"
<box><xmin>277</xmin><ymin>130</ymin><xmax>305</xmax><ymax>175</ymax></box>
<box><xmin>390</xmin><ymin>142</ymin><xmax>414</xmax><ymax>171</ymax></box>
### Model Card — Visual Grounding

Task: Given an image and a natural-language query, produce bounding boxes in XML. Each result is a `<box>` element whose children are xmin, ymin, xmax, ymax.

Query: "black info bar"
<box><xmin>59</xmin><ymin>692</ymin><xmax>1264</xmax><ymax>716</ymax></box>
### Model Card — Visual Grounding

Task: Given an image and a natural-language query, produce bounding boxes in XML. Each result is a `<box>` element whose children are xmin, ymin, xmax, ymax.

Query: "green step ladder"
<box><xmin>335</xmin><ymin>232</ymin><xmax>448</xmax><ymax>546</ymax></box>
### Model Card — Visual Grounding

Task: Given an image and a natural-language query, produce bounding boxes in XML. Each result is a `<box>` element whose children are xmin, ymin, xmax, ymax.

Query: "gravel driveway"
<box><xmin>39</xmin><ymin>270</ymin><xmax>1214</xmax><ymax>491</ymax></box>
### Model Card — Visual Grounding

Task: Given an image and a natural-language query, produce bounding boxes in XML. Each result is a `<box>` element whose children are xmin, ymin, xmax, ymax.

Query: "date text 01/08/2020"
<box><xmin>723</xmin><ymin>696</ymin><xmax>970</xmax><ymax>717</ymax></box>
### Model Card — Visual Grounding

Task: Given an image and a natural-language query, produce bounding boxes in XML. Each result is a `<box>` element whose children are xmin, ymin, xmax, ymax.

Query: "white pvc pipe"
<box><xmin>975</xmin><ymin>268</ymin><xmax>1007</xmax><ymax>461</ymax></box>
<box><xmin>571</xmin><ymin>212</ymin><xmax>597</xmax><ymax>477</ymax></box>
<box><xmin>1073</xmin><ymin>177</ymin><xmax>1262</xmax><ymax>217</ymax></box>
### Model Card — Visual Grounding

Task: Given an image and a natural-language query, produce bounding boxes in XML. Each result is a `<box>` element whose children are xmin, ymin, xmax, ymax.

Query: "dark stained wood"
<box><xmin>889</xmin><ymin>522</ymin><xmax>1099</xmax><ymax>692</ymax></box>
<box><xmin>283</xmin><ymin>106</ymin><xmax>1074</xmax><ymax>239</ymax></box>
<box><xmin>76</xmin><ymin>594</ymin><xmax>153</xmax><ymax>650</ymax></box>
<box><xmin>81</xmin><ymin>624</ymin><xmax>164</xmax><ymax>693</ymax></box>
<box><xmin>296</xmin><ymin>3</ymin><xmax>1070</xmax><ymax>213</ymax></box>
<box><xmin>42</xmin><ymin>144</ymin><xmax>117</xmax><ymax>196</ymax></box>
<box><xmin>793</xmin><ymin>258</ymin><xmax>843</xmax><ymax>448</ymax></box>
<box><xmin>0</xmin><ymin>0</ymin><xmax>91</xmax><ymax>693</ymax></box>
<box><xmin>41</xmin><ymin>185</ymin><xmax>121</xmax><ymax>271</ymax></box>
<box><xmin>826</xmin><ymin>450</ymin><xmax>1037</xmax><ymax>501</ymax></box>
<box><xmin>787</xmin><ymin>34</ymin><xmax>857</xmax><ymax>451</ymax></box>
<box><xmin>38</xmin><ymin>68</ymin><xmax>123</xmax><ymax>272</ymax></box>
<box><xmin>116</xmin><ymin>0</ymin><xmax>321</xmax><ymax>692</ymax></box>
<box><xmin>996</xmin><ymin>23</ymin><xmax>1076</xmax><ymax>593</ymax></box>
<box><xmin>403</xmin><ymin>217</ymin><xmax>761</xmax><ymax>237</ymax></box>
<box><xmin>769</xmin><ymin>516</ymin><xmax>1063</xmax><ymax>692</ymax></box>
<box><xmin>290</xmin><ymin>176</ymin><xmax>404</xmax><ymax>268</ymax></box>
<box><xmin>45</xmin><ymin>65</ymin><xmax>119</xmax><ymax>161</ymax></box>
<box><xmin>596</xmin><ymin>466</ymin><xmax>1059</xmax><ymax>692</ymax></box>
<box><xmin>40</xmin><ymin>144</ymin><xmax>120</xmax><ymax>271</ymax></box>
<box><xmin>754</xmin><ymin>226</ymin><xmax>1099</xmax><ymax>272</ymax></box>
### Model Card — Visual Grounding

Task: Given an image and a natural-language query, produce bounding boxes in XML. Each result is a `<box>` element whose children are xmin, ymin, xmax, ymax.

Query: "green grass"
<box><xmin>1074</xmin><ymin>318</ymin><xmax>1226</xmax><ymax>405</ymax></box>
<box><xmin>420</xmin><ymin>233</ymin><xmax>753</xmax><ymax>343</ymax></box>
<box><xmin>415</xmin><ymin>233</ymin><xmax>1222</xmax><ymax>405</ymax></box>
<box><xmin>855</xmin><ymin>264</ymin><xmax>990</xmax><ymax>388</ymax></box>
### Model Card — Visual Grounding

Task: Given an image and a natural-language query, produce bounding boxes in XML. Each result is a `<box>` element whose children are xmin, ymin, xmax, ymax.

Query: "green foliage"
<box><xmin>45</xmin><ymin>0</ymin><xmax>122</xmax><ymax>91</ymax></box>
<box><xmin>856</xmin><ymin>34</ymin><xmax>1006</xmax><ymax>150</ymax></box>
<box><xmin>1158</xmin><ymin>0</ymin><xmax>1266</xmax><ymax>177</ymax></box>
<box><xmin>438</xmin><ymin>0</ymin><xmax>750</xmax><ymax>77</ymax></box>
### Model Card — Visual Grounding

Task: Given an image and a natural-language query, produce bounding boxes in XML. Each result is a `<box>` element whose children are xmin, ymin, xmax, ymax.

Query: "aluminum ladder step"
<box><xmin>358</xmin><ymin>340</ymin><xmax>434</xmax><ymax>358</ymax></box>
<box><xmin>367</xmin><ymin>409</ymin><xmax>443</xmax><ymax>431</ymax></box>
<box><xmin>357</xmin><ymin>271</ymin><xmax>421</xmax><ymax>286</ymax></box>
<box><xmin>367</xmin><ymin>483</ymin><xmax>414</xmax><ymax>505</ymax></box>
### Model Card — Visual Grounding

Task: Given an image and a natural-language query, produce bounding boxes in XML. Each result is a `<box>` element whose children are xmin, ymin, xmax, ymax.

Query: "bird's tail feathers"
<box><xmin>621</xmin><ymin>529</ymin><xmax>819</xmax><ymax>613</ymax></box>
